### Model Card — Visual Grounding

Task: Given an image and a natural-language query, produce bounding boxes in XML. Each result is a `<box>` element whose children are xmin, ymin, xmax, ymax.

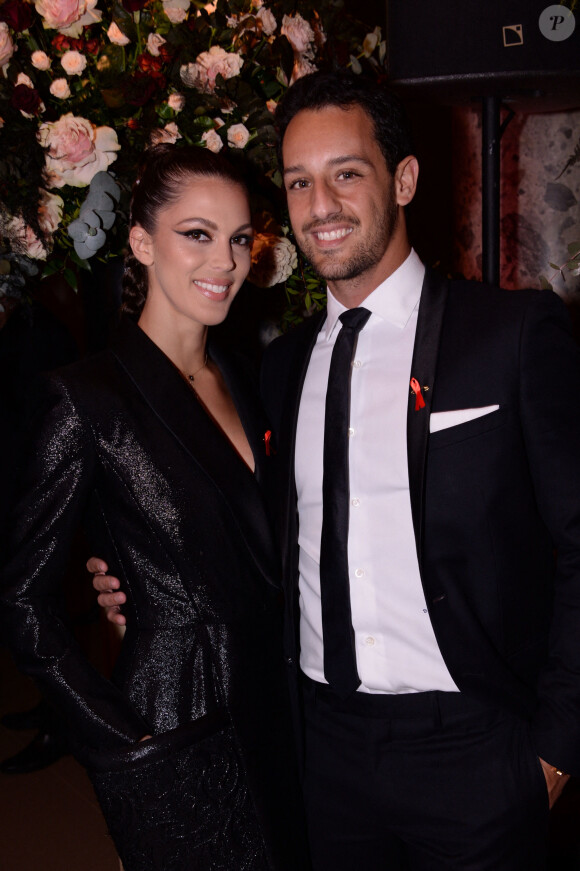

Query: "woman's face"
<box><xmin>133</xmin><ymin>175</ymin><xmax>253</xmax><ymax>329</ymax></box>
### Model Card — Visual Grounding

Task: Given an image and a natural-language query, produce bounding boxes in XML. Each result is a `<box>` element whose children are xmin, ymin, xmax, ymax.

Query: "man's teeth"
<box><xmin>196</xmin><ymin>281</ymin><xmax>228</xmax><ymax>293</ymax></box>
<box><xmin>314</xmin><ymin>227</ymin><xmax>353</xmax><ymax>241</ymax></box>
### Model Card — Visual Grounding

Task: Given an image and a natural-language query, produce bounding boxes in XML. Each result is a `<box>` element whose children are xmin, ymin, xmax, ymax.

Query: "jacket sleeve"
<box><xmin>0</xmin><ymin>373</ymin><xmax>151</xmax><ymax>754</ymax></box>
<box><xmin>520</xmin><ymin>291</ymin><xmax>580</xmax><ymax>774</ymax></box>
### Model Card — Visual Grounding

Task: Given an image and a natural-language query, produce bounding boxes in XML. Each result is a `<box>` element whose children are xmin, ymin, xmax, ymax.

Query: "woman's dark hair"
<box><xmin>275</xmin><ymin>70</ymin><xmax>414</xmax><ymax>176</ymax></box>
<box><xmin>122</xmin><ymin>144</ymin><xmax>248</xmax><ymax>317</ymax></box>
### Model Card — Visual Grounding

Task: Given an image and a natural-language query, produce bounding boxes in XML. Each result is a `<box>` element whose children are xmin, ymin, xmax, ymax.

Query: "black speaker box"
<box><xmin>387</xmin><ymin>0</ymin><xmax>580</xmax><ymax>110</ymax></box>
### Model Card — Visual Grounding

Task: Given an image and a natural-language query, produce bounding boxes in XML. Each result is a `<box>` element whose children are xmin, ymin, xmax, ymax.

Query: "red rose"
<box><xmin>52</xmin><ymin>35</ymin><xmax>71</xmax><ymax>52</ymax></box>
<box><xmin>0</xmin><ymin>0</ymin><xmax>35</xmax><ymax>32</ymax></box>
<box><xmin>124</xmin><ymin>72</ymin><xmax>159</xmax><ymax>107</ymax></box>
<box><xmin>85</xmin><ymin>38</ymin><xmax>100</xmax><ymax>55</ymax></box>
<box><xmin>127</xmin><ymin>118</ymin><xmax>140</xmax><ymax>130</ymax></box>
<box><xmin>137</xmin><ymin>52</ymin><xmax>163</xmax><ymax>73</ymax></box>
<box><xmin>11</xmin><ymin>84</ymin><xmax>43</xmax><ymax>115</ymax></box>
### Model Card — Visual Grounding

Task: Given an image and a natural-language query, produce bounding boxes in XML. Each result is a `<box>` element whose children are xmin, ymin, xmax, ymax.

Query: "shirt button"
<box><xmin>353</xmin><ymin>359</ymin><xmax>362</xmax><ymax>369</ymax></box>
<box><xmin>364</xmin><ymin>636</ymin><xmax>375</xmax><ymax>646</ymax></box>
<box><xmin>354</xmin><ymin>568</ymin><xmax>365</xmax><ymax>578</ymax></box>
<box><xmin>351</xmin><ymin>497</ymin><xmax>360</xmax><ymax>508</ymax></box>
<box><xmin>348</xmin><ymin>427</ymin><xmax>355</xmax><ymax>437</ymax></box>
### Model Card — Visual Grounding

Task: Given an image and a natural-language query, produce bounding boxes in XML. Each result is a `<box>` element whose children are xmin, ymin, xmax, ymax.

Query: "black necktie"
<box><xmin>320</xmin><ymin>307</ymin><xmax>371</xmax><ymax>698</ymax></box>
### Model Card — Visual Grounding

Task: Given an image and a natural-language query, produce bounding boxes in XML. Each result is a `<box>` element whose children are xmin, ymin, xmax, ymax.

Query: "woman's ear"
<box><xmin>129</xmin><ymin>225</ymin><xmax>154</xmax><ymax>266</ymax></box>
<box><xmin>395</xmin><ymin>156</ymin><xmax>419</xmax><ymax>207</ymax></box>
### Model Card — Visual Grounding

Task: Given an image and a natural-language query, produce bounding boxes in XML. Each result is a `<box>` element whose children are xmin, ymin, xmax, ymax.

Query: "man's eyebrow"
<box><xmin>283</xmin><ymin>155</ymin><xmax>373</xmax><ymax>176</ymax></box>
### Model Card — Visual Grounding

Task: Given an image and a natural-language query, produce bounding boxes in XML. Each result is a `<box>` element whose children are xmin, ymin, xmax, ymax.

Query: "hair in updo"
<box><xmin>122</xmin><ymin>143</ymin><xmax>249</xmax><ymax>317</ymax></box>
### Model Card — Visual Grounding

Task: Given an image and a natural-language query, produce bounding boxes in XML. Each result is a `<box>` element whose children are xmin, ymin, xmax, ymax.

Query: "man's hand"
<box><xmin>87</xmin><ymin>557</ymin><xmax>127</xmax><ymax>626</ymax></box>
<box><xmin>539</xmin><ymin>757</ymin><xmax>570</xmax><ymax>808</ymax></box>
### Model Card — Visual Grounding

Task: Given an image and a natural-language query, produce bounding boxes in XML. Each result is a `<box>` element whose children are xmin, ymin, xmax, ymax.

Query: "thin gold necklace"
<box><xmin>184</xmin><ymin>355</ymin><xmax>208</xmax><ymax>383</ymax></box>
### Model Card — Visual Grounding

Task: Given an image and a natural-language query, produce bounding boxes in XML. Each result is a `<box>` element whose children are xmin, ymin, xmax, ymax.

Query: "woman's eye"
<box><xmin>181</xmin><ymin>229</ymin><xmax>210</xmax><ymax>241</ymax></box>
<box><xmin>232</xmin><ymin>235</ymin><xmax>253</xmax><ymax>248</ymax></box>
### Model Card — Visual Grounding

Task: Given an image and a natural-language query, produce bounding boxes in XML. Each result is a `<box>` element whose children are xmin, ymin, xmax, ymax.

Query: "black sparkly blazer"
<box><xmin>1</xmin><ymin>318</ymin><xmax>308</xmax><ymax>871</ymax></box>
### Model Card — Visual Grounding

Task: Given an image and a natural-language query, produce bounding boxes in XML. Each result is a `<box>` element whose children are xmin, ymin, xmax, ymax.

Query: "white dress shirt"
<box><xmin>295</xmin><ymin>250</ymin><xmax>458</xmax><ymax>694</ymax></box>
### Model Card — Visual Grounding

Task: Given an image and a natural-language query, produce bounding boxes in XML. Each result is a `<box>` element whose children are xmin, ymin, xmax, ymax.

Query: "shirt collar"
<box><xmin>324</xmin><ymin>249</ymin><xmax>425</xmax><ymax>341</ymax></box>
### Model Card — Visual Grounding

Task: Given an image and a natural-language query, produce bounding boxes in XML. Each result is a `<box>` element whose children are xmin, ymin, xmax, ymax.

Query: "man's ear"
<box><xmin>129</xmin><ymin>225</ymin><xmax>154</xmax><ymax>266</ymax></box>
<box><xmin>395</xmin><ymin>156</ymin><xmax>419</xmax><ymax>207</ymax></box>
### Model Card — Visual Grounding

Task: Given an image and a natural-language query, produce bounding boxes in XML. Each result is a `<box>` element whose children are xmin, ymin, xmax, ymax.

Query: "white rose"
<box><xmin>256</xmin><ymin>6</ymin><xmax>276</xmax><ymax>36</ymax></box>
<box><xmin>50</xmin><ymin>77</ymin><xmax>72</xmax><ymax>99</ymax></box>
<box><xmin>0</xmin><ymin>22</ymin><xmax>14</xmax><ymax>70</ymax></box>
<box><xmin>147</xmin><ymin>33</ymin><xmax>166</xmax><ymax>57</ymax></box>
<box><xmin>34</xmin><ymin>0</ymin><xmax>102</xmax><ymax>38</ymax></box>
<box><xmin>31</xmin><ymin>51</ymin><xmax>52</xmax><ymax>71</ymax></box>
<box><xmin>362</xmin><ymin>27</ymin><xmax>381</xmax><ymax>57</ymax></box>
<box><xmin>167</xmin><ymin>92</ymin><xmax>185</xmax><ymax>112</ymax></box>
<box><xmin>16</xmin><ymin>73</ymin><xmax>35</xmax><ymax>89</ymax></box>
<box><xmin>250</xmin><ymin>234</ymin><xmax>298</xmax><ymax>287</ymax></box>
<box><xmin>149</xmin><ymin>122</ymin><xmax>182</xmax><ymax>145</ymax></box>
<box><xmin>180</xmin><ymin>46</ymin><xmax>243</xmax><ymax>93</ymax></box>
<box><xmin>4</xmin><ymin>216</ymin><xmax>48</xmax><ymax>260</ymax></box>
<box><xmin>107</xmin><ymin>22</ymin><xmax>130</xmax><ymax>46</ymax></box>
<box><xmin>281</xmin><ymin>13</ymin><xmax>314</xmax><ymax>55</ymax></box>
<box><xmin>38</xmin><ymin>113</ymin><xmax>120</xmax><ymax>188</ymax></box>
<box><xmin>227</xmin><ymin>123</ymin><xmax>250</xmax><ymax>149</ymax></box>
<box><xmin>61</xmin><ymin>50</ymin><xmax>87</xmax><ymax>75</ymax></box>
<box><xmin>201</xmin><ymin>129</ymin><xmax>223</xmax><ymax>153</ymax></box>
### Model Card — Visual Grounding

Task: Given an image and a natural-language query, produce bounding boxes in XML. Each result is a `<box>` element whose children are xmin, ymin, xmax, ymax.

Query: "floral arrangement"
<box><xmin>0</xmin><ymin>0</ymin><xmax>385</xmax><ymax>329</ymax></box>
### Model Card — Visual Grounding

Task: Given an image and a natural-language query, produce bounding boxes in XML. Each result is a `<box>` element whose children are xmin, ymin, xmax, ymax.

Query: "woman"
<box><xmin>1</xmin><ymin>145</ymin><xmax>308</xmax><ymax>871</ymax></box>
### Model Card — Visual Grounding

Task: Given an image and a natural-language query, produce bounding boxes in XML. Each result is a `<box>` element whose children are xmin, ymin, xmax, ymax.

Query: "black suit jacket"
<box><xmin>261</xmin><ymin>269</ymin><xmax>580</xmax><ymax>777</ymax></box>
<box><xmin>1</xmin><ymin>318</ymin><xmax>307</xmax><ymax>869</ymax></box>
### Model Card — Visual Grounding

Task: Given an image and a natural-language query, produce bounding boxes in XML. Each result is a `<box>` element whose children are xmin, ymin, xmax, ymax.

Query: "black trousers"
<box><xmin>301</xmin><ymin>676</ymin><xmax>549</xmax><ymax>871</ymax></box>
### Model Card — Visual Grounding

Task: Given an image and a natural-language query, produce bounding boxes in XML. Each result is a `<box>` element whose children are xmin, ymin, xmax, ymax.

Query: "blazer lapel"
<box><xmin>407</xmin><ymin>269</ymin><xmax>449</xmax><ymax>569</ymax></box>
<box><xmin>111</xmin><ymin>319</ymin><xmax>280</xmax><ymax>588</ymax></box>
<box><xmin>277</xmin><ymin>311</ymin><xmax>326</xmax><ymax>583</ymax></box>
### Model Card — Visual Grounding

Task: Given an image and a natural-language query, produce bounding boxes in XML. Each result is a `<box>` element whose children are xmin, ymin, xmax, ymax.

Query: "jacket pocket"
<box><xmin>84</xmin><ymin>707</ymin><xmax>230</xmax><ymax>772</ymax></box>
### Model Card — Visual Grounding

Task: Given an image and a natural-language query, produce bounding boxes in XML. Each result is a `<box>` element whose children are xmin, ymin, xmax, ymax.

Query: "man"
<box><xmin>93</xmin><ymin>71</ymin><xmax>580</xmax><ymax>869</ymax></box>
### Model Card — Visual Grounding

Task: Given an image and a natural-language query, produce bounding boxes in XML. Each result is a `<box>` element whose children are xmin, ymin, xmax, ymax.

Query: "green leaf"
<box><xmin>63</xmin><ymin>267</ymin><xmax>79</xmax><ymax>292</ymax></box>
<box><xmin>539</xmin><ymin>275</ymin><xmax>553</xmax><ymax>290</ymax></box>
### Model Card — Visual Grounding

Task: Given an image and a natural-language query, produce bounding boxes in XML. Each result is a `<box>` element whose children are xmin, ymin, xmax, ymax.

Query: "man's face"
<box><xmin>282</xmin><ymin>104</ymin><xmax>409</xmax><ymax>302</ymax></box>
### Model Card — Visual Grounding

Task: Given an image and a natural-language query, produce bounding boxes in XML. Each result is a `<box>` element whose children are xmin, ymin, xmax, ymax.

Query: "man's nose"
<box><xmin>310</xmin><ymin>180</ymin><xmax>341</xmax><ymax>220</ymax></box>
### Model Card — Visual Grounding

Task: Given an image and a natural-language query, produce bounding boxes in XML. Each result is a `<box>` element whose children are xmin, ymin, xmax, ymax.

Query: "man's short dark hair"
<box><xmin>275</xmin><ymin>70</ymin><xmax>414</xmax><ymax>175</ymax></box>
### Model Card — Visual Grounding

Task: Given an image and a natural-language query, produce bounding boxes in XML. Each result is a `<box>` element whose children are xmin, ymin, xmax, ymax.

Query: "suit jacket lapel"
<box><xmin>111</xmin><ymin>319</ymin><xmax>280</xmax><ymax>588</ymax></box>
<box><xmin>407</xmin><ymin>269</ymin><xmax>449</xmax><ymax>570</ymax></box>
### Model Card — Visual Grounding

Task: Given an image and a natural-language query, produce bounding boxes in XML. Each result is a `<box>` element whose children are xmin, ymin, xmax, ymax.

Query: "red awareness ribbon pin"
<box><xmin>410</xmin><ymin>378</ymin><xmax>426</xmax><ymax>411</ymax></box>
<box><xmin>264</xmin><ymin>430</ymin><xmax>272</xmax><ymax>456</ymax></box>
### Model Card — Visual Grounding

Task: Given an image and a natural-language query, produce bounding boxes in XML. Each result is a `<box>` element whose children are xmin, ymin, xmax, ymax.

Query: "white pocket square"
<box><xmin>429</xmin><ymin>405</ymin><xmax>500</xmax><ymax>433</ymax></box>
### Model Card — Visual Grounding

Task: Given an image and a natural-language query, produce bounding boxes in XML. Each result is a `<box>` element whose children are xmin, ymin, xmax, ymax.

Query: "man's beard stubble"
<box><xmin>297</xmin><ymin>189</ymin><xmax>399</xmax><ymax>283</ymax></box>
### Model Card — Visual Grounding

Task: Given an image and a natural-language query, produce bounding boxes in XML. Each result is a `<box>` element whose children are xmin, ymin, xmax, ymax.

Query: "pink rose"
<box><xmin>162</xmin><ymin>0</ymin><xmax>190</xmax><ymax>23</ymax></box>
<box><xmin>34</xmin><ymin>0</ymin><xmax>102</xmax><ymax>38</ymax></box>
<box><xmin>149</xmin><ymin>122</ymin><xmax>182</xmax><ymax>145</ymax></box>
<box><xmin>38</xmin><ymin>189</ymin><xmax>64</xmax><ymax>234</ymax></box>
<box><xmin>256</xmin><ymin>6</ymin><xmax>276</xmax><ymax>36</ymax></box>
<box><xmin>0</xmin><ymin>22</ymin><xmax>15</xmax><ymax>69</ymax></box>
<box><xmin>201</xmin><ymin>129</ymin><xmax>223</xmax><ymax>153</ymax></box>
<box><xmin>50</xmin><ymin>77</ymin><xmax>72</xmax><ymax>98</ymax></box>
<box><xmin>107</xmin><ymin>22</ymin><xmax>130</xmax><ymax>46</ymax></box>
<box><xmin>31</xmin><ymin>50</ymin><xmax>52</xmax><ymax>70</ymax></box>
<box><xmin>281</xmin><ymin>13</ymin><xmax>314</xmax><ymax>55</ymax></box>
<box><xmin>38</xmin><ymin>113</ymin><xmax>120</xmax><ymax>188</ymax></box>
<box><xmin>180</xmin><ymin>46</ymin><xmax>243</xmax><ymax>93</ymax></box>
<box><xmin>147</xmin><ymin>33</ymin><xmax>166</xmax><ymax>56</ymax></box>
<box><xmin>167</xmin><ymin>92</ymin><xmax>185</xmax><ymax>112</ymax></box>
<box><xmin>61</xmin><ymin>49</ymin><xmax>87</xmax><ymax>75</ymax></box>
<box><xmin>227</xmin><ymin>123</ymin><xmax>250</xmax><ymax>149</ymax></box>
